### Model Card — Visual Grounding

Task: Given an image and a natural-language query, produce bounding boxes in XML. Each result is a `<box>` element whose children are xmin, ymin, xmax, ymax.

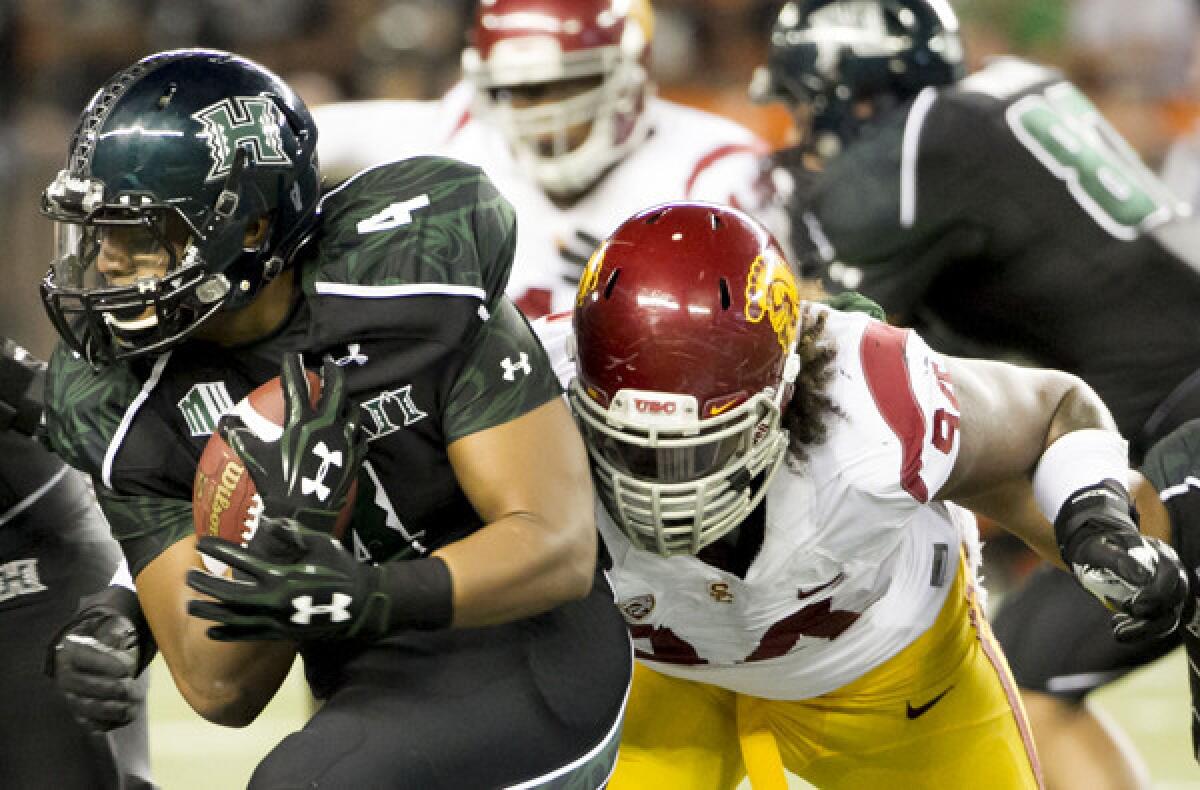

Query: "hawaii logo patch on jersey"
<box><xmin>0</xmin><ymin>559</ymin><xmax>47</xmax><ymax>603</ymax></box>
<box><xmin>178</xmin><ymin>381</ymin><xmax>235</xmax><ymax>437</ymax></box>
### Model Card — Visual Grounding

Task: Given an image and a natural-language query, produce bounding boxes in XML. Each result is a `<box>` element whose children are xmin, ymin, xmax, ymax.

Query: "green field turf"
<box><xmin>146</xmin><ymin>647</ymin><xmax>1200</xmax><ymax>789</ymax></box>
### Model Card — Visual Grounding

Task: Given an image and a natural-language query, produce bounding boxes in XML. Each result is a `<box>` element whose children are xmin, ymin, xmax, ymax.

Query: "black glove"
<box><xmin>187</xmin><ymin>517</ymin><xmax>452</xmax><ymax>642</ymax></box>
<box><xmin>556</xmin><ymin>228</ymin><xmax>603</xmax><ymax>287</ymax></box>
<box><xmin>46</xmin><ymin>587</ymin><xmax>150</xmax><ymax>733</ymax></box>
<box><xmin>1056</xmin><ymin>479</ymin><xmax>1189</xmax><ymax>642</ymax></box>
<box><xmin>218</xmin><ymin>353</ymin><xmax>365</xmax><ymax>534</ymax></box>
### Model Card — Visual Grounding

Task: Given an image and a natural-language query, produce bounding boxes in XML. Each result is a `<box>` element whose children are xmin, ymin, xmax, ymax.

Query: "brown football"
<box><xmin>192</xmin><ymin>370</ymin><xmax>356</xmax><ymax>574</ymax></box>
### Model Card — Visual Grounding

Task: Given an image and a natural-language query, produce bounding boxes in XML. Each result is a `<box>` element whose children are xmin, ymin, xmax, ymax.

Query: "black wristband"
<box><xmin>377</xmin><ymin>556</ymin><xmax>454</xmax><ymax>631</ymax></box>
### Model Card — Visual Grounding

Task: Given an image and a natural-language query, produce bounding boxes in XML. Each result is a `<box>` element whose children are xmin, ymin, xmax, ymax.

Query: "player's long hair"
<box><xmin>782</xmin><ymin>287</ymin><xmax>842</xmax><ymax>462</ymax></box>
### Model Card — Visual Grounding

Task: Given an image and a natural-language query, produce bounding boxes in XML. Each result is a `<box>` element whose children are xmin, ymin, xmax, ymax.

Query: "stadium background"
<box><xmin>1</xmin><ymin>0</ymin><xmax>1198</xmax><ymax>785</ymax></box>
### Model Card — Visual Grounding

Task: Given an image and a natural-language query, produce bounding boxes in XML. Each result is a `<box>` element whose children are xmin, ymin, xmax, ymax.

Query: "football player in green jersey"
<box><xmin>753</xmin><ymin>1</ymin><xmax>1200</xmax><ymax>786</ymax></box>
<box><xmin>0</xmin><ymin>338</ymin><xmax>154</xmax><ymax>790</ymax></box>
<box><xmin>39</xmin><ymin>48</ymin><xmax>629</xmax><ymax>788</ymax></box>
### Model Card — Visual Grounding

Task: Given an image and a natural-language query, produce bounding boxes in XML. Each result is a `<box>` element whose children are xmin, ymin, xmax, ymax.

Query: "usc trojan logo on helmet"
<box><xmin>744</xmin><ymin>250</ymin><xmax>800</xmax><ymax>354</ymax></box>
<box><xmin>576</xmin><ymin>240</ymin><xmax>609</xmax><ymax>308</ymax></box>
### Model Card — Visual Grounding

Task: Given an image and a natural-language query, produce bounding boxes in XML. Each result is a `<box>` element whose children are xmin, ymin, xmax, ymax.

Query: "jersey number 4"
<box><xmin>1007</xmin><ymin>83</ymin><xmax>1177</xmax><ymax>241</ymax></box>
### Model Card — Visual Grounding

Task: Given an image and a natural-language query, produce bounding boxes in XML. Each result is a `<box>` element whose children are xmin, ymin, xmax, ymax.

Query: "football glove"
<box><xmin>187</xmin><ymin>517</ymin><xmax>452</xmax><ymax>642</ymax></box>
<box><xmin>46</xmin><ymin>586</ymin><xmax>151</xmax><ymax>733</ymax></box>
<box><xmin>218</xmin><ymin>353</ymin><xmax>365</xmax><ymax>535</ymax></box>
<box><xmin>1056</xmin><ymin>479</ymin><xmax>1189</xmax><ymax>642</ymax></box>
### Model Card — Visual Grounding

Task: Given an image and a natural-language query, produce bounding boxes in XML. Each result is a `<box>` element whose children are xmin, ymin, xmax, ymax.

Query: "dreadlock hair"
<box><xmin>782</xmin><ymin>293</ymin><xmax>843</xmax><ymax>462</ymax></box>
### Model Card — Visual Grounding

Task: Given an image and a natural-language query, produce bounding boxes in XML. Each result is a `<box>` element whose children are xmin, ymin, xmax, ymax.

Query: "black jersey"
<box><xmin>43</xmin><ymin>157</ymin><xmax>562</xmax><ymax>576</ymax></box>
<box><xmin>0</xmin><ymin>432</ymin><xmax>111</xmax><ymax>555</ymax></box>
<box><xmin>801</xmin><ymin>57</ymin><xmax>1200</xmax><ymax>457</ymax></box>
<box><xmin>1140</xmin><ymin>418</ymin><xmax>1200</xmax><ymax>762</ymax></box>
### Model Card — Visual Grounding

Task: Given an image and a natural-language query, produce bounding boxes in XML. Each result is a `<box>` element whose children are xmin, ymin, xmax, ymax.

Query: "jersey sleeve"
<box><xmin>94</xmin><ymin>488</ymin><xmax>193</xmax><ymax>578</ymax></box>
<box><xmin>442</xmin><ymin>297</ymin><xmax>562</xmax><ymax>443</ymax></box>
<box><xmin>304</xmin><ymin>156</ymin><xmax>521</xmax><ymax>396</ymax></box>
<box><xmin>307</xmin><ymin>155</ymin><xmax>517</xmax><ymax>314</ymax></box>
<box><xmin>848</xmin><ymin>316</ymin><xmax>962</xmax><ymax>504</ymax></box>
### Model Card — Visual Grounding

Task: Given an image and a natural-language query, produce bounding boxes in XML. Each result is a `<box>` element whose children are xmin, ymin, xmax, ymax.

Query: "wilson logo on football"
<box><xmin>206</xmin><ymin>460</ymin><xmax>245</xmax><ymax>537</ymax></box>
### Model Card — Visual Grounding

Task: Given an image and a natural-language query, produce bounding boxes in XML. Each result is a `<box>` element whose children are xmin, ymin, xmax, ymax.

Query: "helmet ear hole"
<box><xmin>718</xmin><ymin>277</ymin><xmax>732</xmax><ymax>310</ymax></box>
<box><xmin>603</xmin><ymin>268</ymin><xmax>621</xmax><ymax>300</ymax></box>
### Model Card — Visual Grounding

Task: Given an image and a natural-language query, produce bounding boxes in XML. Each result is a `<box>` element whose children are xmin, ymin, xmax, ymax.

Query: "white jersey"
<box><xmin>439</xmin><ymin>96</ymin><xmax>786</xmax><ymax>319</ymax></box>
<box><xmin>533</xmin><ymin>306</ymin><xmax>979</xmax><ymax>700</ymax></box>
<box><xmin>311</xmin><ymin>82</ymin><xmax>474</xmax><ymax>182</ymax></box>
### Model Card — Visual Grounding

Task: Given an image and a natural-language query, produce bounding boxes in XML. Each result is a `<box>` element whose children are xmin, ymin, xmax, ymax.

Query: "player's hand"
<box><xmin>47</xmin><ymin>607</ymin><xmax>145</xmax><ymax>732</ymax></box>
<box><xmin>1056</xmin><ymin>480</ymin><xmax>1189</xmax><ymax>642</ymax></box>
<box><xmin>187</xmin><ymin>517</ymin><xmax>393</xmax><ymax>642</ymax></box>
<box><xmin>218</xmin><ymin>353</ymin><xmax>365</xmax><ymax>535</ymax></box>
<box><xmin>556</xmin><ymin>228</ymin><xmax>603</xmax><ymax>287</ymax></box>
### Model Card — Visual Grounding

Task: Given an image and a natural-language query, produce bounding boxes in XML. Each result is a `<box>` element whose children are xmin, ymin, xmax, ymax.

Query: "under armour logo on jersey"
<box><xmin>501</xmin><ymin>353</ymin><xmax>532</xmax><ymax>381</ymax></box>
<box><xmin>301</xmin><ymin>441</ymin><xmax>343</xmax><ymax>502</ymax></box>
<box><xmin>290</xmin><ymin>593</ymin><xmax>352</xmax><ymax>625</ymax></box>
<box><xmin>333</xmin><ymin>344</ymin><xmax>369</xmax><ymax>366</ymax></box>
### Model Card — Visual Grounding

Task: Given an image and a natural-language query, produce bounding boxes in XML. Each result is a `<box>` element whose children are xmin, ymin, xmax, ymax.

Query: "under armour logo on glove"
<box><xmin>501</xmin><ymin>353</ymin><xmax>532</xmax><ymax>381</ymax></box>
<box><xmin>333</xmin><ymin>344</ymin><xmax>368</xmax><ymax>367</ymax></box>
<box><xmin>218</xmin><ymin>353</ymin><xmax>365</xmax><ymax>535</ymax></box>
<box><xmin>291</xmin><ymin>593</ymin><xmax>353</xmax><ymax>625</ymax></box>
<box><xmin>301</xmin><ymin>441</ymin><xmax>343</xmax><ymax>502</ymax></box>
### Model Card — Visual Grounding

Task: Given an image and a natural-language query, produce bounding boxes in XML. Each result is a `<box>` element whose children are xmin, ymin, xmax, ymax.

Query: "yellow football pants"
<box><xmin>610</xmin><ymin>561</ymin><xmax>1042</xmax><ymax>789</ymax></box>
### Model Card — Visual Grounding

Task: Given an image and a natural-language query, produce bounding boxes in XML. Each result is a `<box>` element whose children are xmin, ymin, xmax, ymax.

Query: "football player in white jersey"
<box><xmin>445</xmin><ymin>0</ymin><xmax>787</xmax><ymax>319</ymax></box>
<box><xmin>310</xmin><ymin>81</ymin><xmax>474</xmax><ymax>184</ymax></box>
<box><xmin>533</xmin><ymin>201</ymin><xmax>1188</xmax><ymax>789</ymax></box>
<box><xmin>312</xmin><ymin>0</ymin><xmax>785</xmax><ymax>320</ymax></box>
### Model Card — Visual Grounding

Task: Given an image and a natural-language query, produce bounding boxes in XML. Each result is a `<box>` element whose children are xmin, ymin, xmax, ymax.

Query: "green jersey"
<box><xmin>44</xmin><ymin>157</ymin><xmax>562</xmax><ymax>576</ymax></box>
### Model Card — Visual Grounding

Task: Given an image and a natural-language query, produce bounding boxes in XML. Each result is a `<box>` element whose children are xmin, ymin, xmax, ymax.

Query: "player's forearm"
<box><xmin>166</xmin><ymin>621</ymin><xmax>295</xmax><ymax>727</ymax></box>
<box><xmin>434</xmin><ymin>510</ymin><xmax>597</xmax><ymax>628</ymax></box>
<box><xmin>137</xmin><ymin>538</ymin><xmax>295</xmax><ymax>726</ymax></box>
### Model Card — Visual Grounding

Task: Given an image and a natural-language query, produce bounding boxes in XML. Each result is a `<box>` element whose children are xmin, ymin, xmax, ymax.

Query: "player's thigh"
<box><xmin>610</xmin><ymin>662</ymin><xmax>744</xmax><ymax>790</ymax></box>
<box><xmin>252</xmin><ymin>580</ymin><xmax>631</xmax><ymax>790</ymax></box>
<box><xmin>773</xmin><ymin>568</ymin><xmax>1039</xmax><ymax>788</ymax></box>
<box><xmin>992</xmin><ymin>564</ymin><xmax>1179</xmax><ymax>699</ymax></box>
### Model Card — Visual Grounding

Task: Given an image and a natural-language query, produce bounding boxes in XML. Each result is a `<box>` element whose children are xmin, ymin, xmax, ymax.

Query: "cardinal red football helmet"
<box><xmin>461</xmin><ymin>0</ymin><xmax>653</xmax><ymax>197</ymax></box>
<box><xmin>570</xmin><ymin>202</ymin><xmax>803</xmax><ymax>556</ymax></box>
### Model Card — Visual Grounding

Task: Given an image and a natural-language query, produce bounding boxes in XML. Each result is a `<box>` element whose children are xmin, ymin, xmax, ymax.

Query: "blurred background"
<box><xmin>6</xmin><ymin>0</ymin><xmax>1200</xmax><ymax>359</ymax></box>
<box><xmin>2</xmin><ymin>0</ymin><xmax>1199</xmax><ymax>786</ymax></box>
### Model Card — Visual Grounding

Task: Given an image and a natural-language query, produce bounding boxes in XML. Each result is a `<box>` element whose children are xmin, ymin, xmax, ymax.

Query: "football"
<box><xmin>192</xmin><ymin>370</ymin><xmax>356</xmax><ymax>574</ymax></box>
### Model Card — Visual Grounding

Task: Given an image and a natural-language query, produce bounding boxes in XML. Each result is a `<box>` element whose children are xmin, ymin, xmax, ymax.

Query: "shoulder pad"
<box><xmin>308</xmin><ymin>156</ymin><xmax>517</xmax><ymax>305</ymax></box>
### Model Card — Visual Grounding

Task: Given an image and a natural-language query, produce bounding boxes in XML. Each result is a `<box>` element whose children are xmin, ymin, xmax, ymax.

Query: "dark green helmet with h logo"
<box><xmin>40</xmin><ymin>48</ymin><xmax>320</xmax><ymax>366</ymax></box>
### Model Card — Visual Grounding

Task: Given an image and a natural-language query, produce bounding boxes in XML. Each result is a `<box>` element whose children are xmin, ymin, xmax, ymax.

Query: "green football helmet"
<box><xmin>40</xmin><ymin>49</ymin><xmax>320</xmax><ymax>365</ymax></box>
